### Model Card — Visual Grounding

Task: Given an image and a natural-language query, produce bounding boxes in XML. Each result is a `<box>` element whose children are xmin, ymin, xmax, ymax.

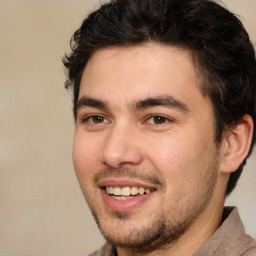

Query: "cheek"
<box><xmin>146</xmin><ymin>136</ymin><xmax>192</xmax><ymax>174</ymax></box>
<box><xmin>145</xmin><ymin>132</ymin><xmax>213</xmax><ymax>189</ymax></box>
<box><xmin>72</xmin><ymin>132</ymin><xmax>100</xmax><ymax>179</ymax></box>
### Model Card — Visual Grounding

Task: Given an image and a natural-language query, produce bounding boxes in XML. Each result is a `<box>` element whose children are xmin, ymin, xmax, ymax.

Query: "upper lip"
<box><xmin>97</xmin><ymin>179</ymin><xmax>157</xmax><ymax>190</ymax></box>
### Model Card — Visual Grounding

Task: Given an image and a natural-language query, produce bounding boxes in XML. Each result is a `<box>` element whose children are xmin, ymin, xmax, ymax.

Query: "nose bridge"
<box><xmin>101</xmin><ymin>121</ymin><xmax>143</xmax><ymax>168</ymax></box>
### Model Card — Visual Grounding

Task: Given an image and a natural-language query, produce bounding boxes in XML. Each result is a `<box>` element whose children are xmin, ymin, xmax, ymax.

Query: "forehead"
<box><xmin>79</xmin><ymin>44</ymin><xmax>208</xmax><ymax>111</ymax></box>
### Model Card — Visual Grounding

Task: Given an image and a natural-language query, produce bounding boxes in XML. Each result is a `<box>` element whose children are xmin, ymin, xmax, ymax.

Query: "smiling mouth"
<box><xmin>105</xmin><ymin>186</ymin><xmax>154</xmax><ymax>200</ymax></box>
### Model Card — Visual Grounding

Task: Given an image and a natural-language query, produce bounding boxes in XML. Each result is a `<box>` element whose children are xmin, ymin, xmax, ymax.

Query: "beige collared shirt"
<box><xmin>89</xmin><ymin>207</ymin><xmax>256</xmax><ymax>256</ymax></box>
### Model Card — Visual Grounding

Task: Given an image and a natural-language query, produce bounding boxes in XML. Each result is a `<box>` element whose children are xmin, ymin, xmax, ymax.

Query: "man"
<box><xmin>63</xmin><ymin>0</ymin><xmax>256</xmax><ymax>255</ymax></box>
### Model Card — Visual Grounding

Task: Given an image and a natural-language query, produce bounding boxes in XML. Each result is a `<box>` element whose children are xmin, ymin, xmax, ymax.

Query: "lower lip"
<box><xmin>101</xmin><ymin>189</ymin><xmax>154</xmax><ymax>212</ymax></box>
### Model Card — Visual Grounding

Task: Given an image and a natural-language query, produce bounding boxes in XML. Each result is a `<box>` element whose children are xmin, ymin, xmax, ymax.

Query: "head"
<box><xmin>63</xmin><ymin>0</ymin><xmax>256</xmax><ymax>253</ymax></box>
<box><xmin>64</xmin><ymin>0</ymin><xmax>256</xmax><ymax>196</ymax></box>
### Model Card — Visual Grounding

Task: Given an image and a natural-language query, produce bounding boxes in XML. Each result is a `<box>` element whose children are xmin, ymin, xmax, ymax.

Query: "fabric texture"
<box><xmin>89</xmin><ymin>207</ymin><xmax>256</xmax><ymax>256</ymax></box>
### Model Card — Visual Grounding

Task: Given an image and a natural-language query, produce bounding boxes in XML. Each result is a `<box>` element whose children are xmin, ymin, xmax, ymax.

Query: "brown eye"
<box><xmin>148</xmin><ymin>115</ymin><xmax>169</xmax><ymax>124</ymax></box>
<box><xmin>86</xmin><ymin>115</ymin><xmax>107</xmax><ymax>124</ymax></box>
<box><xmin>92</xmin><ymin>116</ymin><xmax>104</xmax><ymax>123</ymax></box>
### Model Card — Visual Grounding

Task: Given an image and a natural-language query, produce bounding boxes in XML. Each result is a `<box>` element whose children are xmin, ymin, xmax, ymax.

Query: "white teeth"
<box><xmin>112</xmin><ymin>195</ymin><xmax>134</xmax><ymax>200</ymax></box>
<box><xmin>110</xmin><ymin>186</ymin><xmax>114</xmax><ymax>194</ymax></box>
<box><xmin>122</xmin><ymin>187</ymin><xmax>131</xmax><ymax>196</ymax></box>
<box><xmin>145</xmin><ymin>188</ymin><xmax>150</xmax><ymax>194</ymax></box>
<box><xmin>106</xmin><ymin>186</ymin><xmax>151</xmax><ymax>196</ymax></box>
<box><xmin>113</xmin><ymin>187</ymin><xmax>122</xmax><ymax>196</ymax></box>
<box><xmin>138</xmin><ymin>188</ymin><xmax>145</xmax><ymax>195</ymax></box>
<box><xmin>131</xmin><ymin>187</ymin><xmax>138</xmax><ymax>195</ymax></box>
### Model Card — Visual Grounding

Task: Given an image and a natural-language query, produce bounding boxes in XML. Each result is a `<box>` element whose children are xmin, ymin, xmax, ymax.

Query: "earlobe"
<box><xmin>220</xmin><ymin>114</ymin><xmax>253</xmax><ymax>174</ymax></box>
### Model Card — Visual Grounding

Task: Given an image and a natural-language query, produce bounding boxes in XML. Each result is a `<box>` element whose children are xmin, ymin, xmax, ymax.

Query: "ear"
<box><xmin>220</xmin><ymin>114</ymin><xmax>254</xmax><ymax>174</ymax></box>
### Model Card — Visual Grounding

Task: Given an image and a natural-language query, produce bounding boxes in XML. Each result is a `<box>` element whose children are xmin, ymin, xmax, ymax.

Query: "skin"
<box><xmin>72</xmin><ymin>44</ymin><xmax>252</xmax><ymax>256</ymax></box>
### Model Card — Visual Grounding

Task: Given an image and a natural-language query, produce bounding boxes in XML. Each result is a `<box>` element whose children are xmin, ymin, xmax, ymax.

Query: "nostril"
<box><xmin>101</xmin><ymin>148</ymin><xmax>143</xmax><ymax>168</ymax></box>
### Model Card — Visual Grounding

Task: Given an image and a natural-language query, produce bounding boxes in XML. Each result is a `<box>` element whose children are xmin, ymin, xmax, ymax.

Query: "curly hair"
<box><xmin>63</xmin><ymin>0</ymin><xmax>256</xmax><ymax>195</ymax></box>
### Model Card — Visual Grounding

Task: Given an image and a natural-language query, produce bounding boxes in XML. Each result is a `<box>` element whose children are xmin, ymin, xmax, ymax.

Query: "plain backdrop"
<box><xmin>0</xmin><ymin>0</ymin><xmax>256</xmax><ymax>255</ymax></box>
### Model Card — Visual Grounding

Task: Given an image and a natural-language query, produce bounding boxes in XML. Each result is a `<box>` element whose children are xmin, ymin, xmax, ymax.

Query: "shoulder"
<box><xmin>88</xmin><ymin>251</ymin><xmax>98</xmax><ymax>256</ymax></box>
<box><xmin>195</xmin><ymin>207</ymin><xmax>256</xmax><ymax>256</ymax></box>
<box><xmin>88</xmin><ymin>243</ymin><xmax>116</xmax><ymax>256</ymax></box>
<box><xmin>242</xmin><ymin>242</ymin><xmax>256</xmax><ymax>256</ymax></box>
<box><xmin>217</xmin><ymin>207</ymin><xmax>256</xmax><ymax>255</ymax></box>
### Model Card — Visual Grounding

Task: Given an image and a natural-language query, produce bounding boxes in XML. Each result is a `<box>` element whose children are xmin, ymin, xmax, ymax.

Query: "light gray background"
<box><xmin>1</xmin><ymin>0</ymin><xmax>255</xmax><ymax>255</ymax></box>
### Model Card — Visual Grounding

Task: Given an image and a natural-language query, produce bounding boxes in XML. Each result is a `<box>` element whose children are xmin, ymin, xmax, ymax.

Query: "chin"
<box><xmin>91</xmin><ymin>209</ymin><xmax>190</xmax><ymax>253</ymax></box>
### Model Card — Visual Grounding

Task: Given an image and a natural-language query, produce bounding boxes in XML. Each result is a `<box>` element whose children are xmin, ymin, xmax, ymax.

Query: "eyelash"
<box><xmin>81</xmin><ymin>115</ymin><xmax>108</xmax><ymax>124</ymax></box>
<box><xmin>80</xmin><ymin>114</ymin><xmax>172</xmax><ymax>126</ymax></box>
<box><xmin>146</xmin><ymin>115</ymin><xmax>172</xmax><ymax>125</ymax></box>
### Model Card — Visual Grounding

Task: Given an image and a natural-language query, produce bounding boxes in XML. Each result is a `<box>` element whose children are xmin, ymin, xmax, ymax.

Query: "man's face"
<box><xmin>73</xmin><ymin>44</ymin><xmax>225</xmax><ymax>252</ymax></box>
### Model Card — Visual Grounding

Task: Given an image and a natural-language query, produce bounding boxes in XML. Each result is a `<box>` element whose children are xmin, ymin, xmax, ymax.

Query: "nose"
<box><xmin>101</xmin><ymin>125</ymin><xmax>143</xmax><ymax>168</ymax></box>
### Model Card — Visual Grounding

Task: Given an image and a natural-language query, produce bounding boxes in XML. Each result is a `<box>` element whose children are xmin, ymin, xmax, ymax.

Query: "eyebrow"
<box><xmin>76</xmin><ymin>95</ymin><xmax>189</xmax><ymax>114</ymax></box>
<box><xmin>76</xmin><ymin>96</ymin><xmax>108</xmax><ymax>112</ymax></box>
<box><xmin>131</xmin><ymin>95</ymin><xmax>189</xmax><ymax>113</ymax></box>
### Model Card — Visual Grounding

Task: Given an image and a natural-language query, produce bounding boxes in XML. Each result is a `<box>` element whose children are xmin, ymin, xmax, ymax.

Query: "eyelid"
<box><xmin>80</xmin><ymin>114</ymin><xmax>110</xmax><ymax>124</ymax></box>
<box><xmin>145</xmin><ymin>114</ymin><xmax>174</xmax><ymax>125</ymax></box>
